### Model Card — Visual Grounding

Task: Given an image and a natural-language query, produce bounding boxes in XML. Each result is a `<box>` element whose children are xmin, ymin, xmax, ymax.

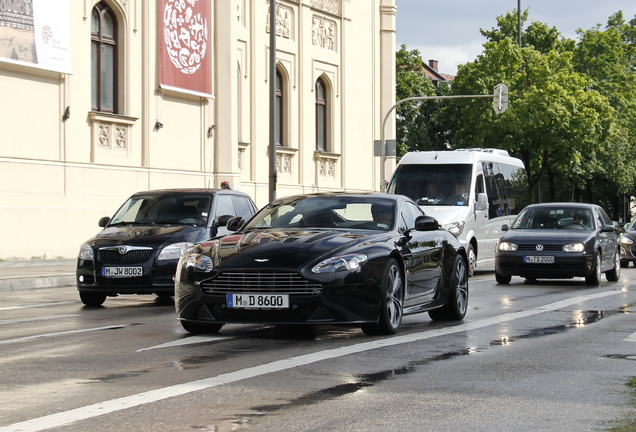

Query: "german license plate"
<box><xmin>101</xmin><ymin>266</ymin><xmax>143</xmax><ymax>277</ymax></box>
<box><xmin>226</xmin><ymin>293</ymin><xmax>289</xmax><ymax>309</ymax></box>
<box><xmin>524</xmin><ymin>255</ymin><xmax>555</xmax><ymax>264</ymax></box>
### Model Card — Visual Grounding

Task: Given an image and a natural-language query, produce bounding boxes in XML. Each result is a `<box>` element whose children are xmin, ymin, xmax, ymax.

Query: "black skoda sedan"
<box><xmin>495</xmin><ymin>202</ymin><xmax>621</xmax><ymax>285</ymax></box>
<box><xmin>175</xmin><ymin>192</ymin><xmax>469</xmax><ymax>336</ymax></box>
<box><xmin>76</xmin><ymin>188</ymin><xmax>257</xmax><ymax>306</ymax></box>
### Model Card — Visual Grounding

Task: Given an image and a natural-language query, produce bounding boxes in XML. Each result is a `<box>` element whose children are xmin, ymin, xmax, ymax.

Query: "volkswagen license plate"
<box><xmin>524</xmin><ymin>256</ymin><xmax>555</xmax><ymax>264</ymax></box>
<box><xmin>227</xmin><ymin>293</ymin><xmax>289</xmax><ymax>309</ymax></box>
<box><xmin>102</xmin><ymin>266</ymin><xmax>143</xmax><ymax>277</ymax></box>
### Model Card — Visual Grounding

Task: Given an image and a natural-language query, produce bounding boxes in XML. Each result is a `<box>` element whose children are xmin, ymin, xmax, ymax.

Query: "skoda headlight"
<box><xmin>78</xmin><ymin>243</ymin><xmax>94</xmax><ymax>261</ymax></box>
<box><xmin>498</xmin><ymin>241</ymin><xmax>518</xmax><ymax>252</ymax></box>
<box><xmin>158</xmin><ymin>242</ymin><xmax>194</xmax><ymax>261</ymax></box>
<box><xmin>311</xmin><ymin>253</ymin><xmax>368</xmax><ymax>273</ymax></box>
<box><xmin>443</xmin><ymin>221</ymin><xmax>465</xmax><ymax>237</ymax></box>
<box><xmin>182</xmin><ymin>254</ymin><xmax>214</xmax><ymax>272</ymax></box>
<box><xmin>563</xmin><ymin>243</ymin><xmax>585</xmax><ymax>253</ymax></box>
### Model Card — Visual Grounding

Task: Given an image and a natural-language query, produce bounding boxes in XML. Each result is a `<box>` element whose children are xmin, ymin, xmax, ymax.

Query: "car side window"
<box><xmin>399</xmin><ymin>201</ymin><xmax>423</xmax><ymax>232</ymax></box>
<box><xmin>214</xmin><ymin>195</ymin><xmax>236</xmax><ymax>219</ymax></box>
<box><xmin>596</xmin><ymin>208</ymin><xmax>611</xmax><ymax>228</ymax></box>
<box><xmin>232</xmin><ymin>196</ymin><xmax>255</xmax><ymax>220</ymax></box>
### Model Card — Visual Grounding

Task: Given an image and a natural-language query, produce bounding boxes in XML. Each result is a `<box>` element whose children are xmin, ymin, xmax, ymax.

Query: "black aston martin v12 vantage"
<box><xmin>175</xmin><ymin>193</ymin><xmax>468</xmax><ymax>335</ymax></box>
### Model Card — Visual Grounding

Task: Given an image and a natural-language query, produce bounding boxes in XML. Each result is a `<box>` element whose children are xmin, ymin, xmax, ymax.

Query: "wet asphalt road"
<box><xmin>0</xmin><ymin>271</ymin><xmax>635</xmax><ymax>432</ymax></box>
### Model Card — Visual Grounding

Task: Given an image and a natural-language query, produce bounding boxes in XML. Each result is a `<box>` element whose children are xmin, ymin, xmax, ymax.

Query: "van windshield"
<box><xmin>387</xmin><ymin>164</ymin><xmax>472</xmax><ymax>206</ymax></box>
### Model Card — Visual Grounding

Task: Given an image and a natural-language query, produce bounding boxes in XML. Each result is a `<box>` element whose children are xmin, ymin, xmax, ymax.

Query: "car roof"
<box><xmin>274</xmin><ymin>192</ymin><xmax>407</xmax><ymax>202</ymax></box>
<box><xmin>129</xmin><ymin>188</ymin><xmax>251</xmax><ymax>197</ymax></box>
<box><xmin>523</xmin><ymin>202</ymin><xmax>599</xmax><ymax>210</ymax></box>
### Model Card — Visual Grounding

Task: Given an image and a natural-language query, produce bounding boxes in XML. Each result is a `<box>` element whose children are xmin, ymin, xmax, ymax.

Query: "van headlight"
<box><xmin>443</xmin><ymin>221</ymin><xmax>465</xmax><ymax>237</ymax></box>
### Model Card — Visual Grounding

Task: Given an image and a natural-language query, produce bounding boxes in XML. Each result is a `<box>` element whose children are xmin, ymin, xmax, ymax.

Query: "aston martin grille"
<box><xmin>201</xmin><ymin>272</ymin><xmax>322</xmax><ymax>295</ymax></box>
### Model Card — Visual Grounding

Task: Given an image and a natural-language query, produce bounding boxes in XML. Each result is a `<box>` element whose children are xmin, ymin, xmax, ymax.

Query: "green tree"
<box><xmin>395</xmin><ymin>45</ymin><xmax>437</xmax><ymax>156</ymax></box>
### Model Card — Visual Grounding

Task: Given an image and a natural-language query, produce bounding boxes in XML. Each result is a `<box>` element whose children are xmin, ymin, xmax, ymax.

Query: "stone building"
<box><xmin>0</xmin><ymin>0</ymin><xmax>396</xmax><ymax>260</ymax></box>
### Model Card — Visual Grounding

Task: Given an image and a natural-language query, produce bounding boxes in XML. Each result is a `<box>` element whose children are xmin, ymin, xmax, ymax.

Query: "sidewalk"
<box><xmin>0</xmin><ymin>259</ymin><xmax>76</xmax><ymax>291</ymax></box>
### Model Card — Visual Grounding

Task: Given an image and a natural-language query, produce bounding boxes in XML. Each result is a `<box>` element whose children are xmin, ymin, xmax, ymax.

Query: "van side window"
<box><xmin>483</xmin><ymin>162</ymin><xmax>527</xmax><ymax>218</ymax></box>
<box><xmin>475</xmin><ymin>174</ymin><xmax>485</xmax><ymax>201</ymax></box>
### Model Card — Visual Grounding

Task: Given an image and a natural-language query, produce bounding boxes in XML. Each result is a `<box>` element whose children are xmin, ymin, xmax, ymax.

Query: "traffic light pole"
<box><xmin>380</xmin><ymin>84</ymin><xmax>508</xmax><ymax>191</ymax></box>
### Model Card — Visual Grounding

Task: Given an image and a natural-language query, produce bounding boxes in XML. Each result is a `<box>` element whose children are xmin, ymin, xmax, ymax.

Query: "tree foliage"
<box><xmin>395</xmin><ymin>9</ymin><xmax>636</xmax><ymax>219</ymax></box>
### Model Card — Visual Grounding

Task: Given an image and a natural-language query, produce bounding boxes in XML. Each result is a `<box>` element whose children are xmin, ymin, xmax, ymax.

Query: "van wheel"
<box><xmin>466</xmin><ymin>244</ymin><xmax>476</xmax><ymax>277</ymax></box>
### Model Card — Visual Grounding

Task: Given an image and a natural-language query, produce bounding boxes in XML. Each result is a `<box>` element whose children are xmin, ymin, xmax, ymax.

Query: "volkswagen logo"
<box><xmin>118</xmin><ymin>246</ymin><xmax>129</xmax><ymax>255</ymax></box>
<box><xmin>535</xmin><ymin>244</ymin><xmax>544</xmax><ymax>252</ymax></box>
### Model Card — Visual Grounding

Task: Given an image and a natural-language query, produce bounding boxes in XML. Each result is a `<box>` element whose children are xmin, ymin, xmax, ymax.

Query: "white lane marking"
<box><xmin>0</xmin><ymin>290</ymin><xmax>623</xmax><ymax>432</ymax></box>
<box><xmin>0</xmin><ymin>314</ymin><xmax>79</xmax><ymax>325</ymax></box>
<box><xmin>0</xmin><ymin>301</ymin><xmax>77</xmax><ymax>311</ymax></box>
<box><xmin>625</xmin><ymin>332</ymin><xmax>636</xmax><ymax>343</ymax></box>
<box><xmin>136</xmin><ymin>335</ymin><xmax>233</xmax><ymax>352</ymax></box>
<box><xmin>0</xmin><ymin>325</ymin><xmax>129</xmax><ymax>346</ymax></box>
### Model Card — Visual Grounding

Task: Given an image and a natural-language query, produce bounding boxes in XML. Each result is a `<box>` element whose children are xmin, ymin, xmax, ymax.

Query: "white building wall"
<box><xmin>0</xmin><ymin>0</ymin><xmax>396</xmax><ymax>260</ymax></box>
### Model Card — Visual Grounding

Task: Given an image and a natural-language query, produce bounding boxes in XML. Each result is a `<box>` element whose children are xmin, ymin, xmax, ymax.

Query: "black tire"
<box><xmin>495</xmin><ymin>272</ymin><xmax>512</xmax><ymax>285</ymax></box>
<box><xmin>181</xmin><ymin>321</ymin><xmax>224</xmax><ymax>334</ymax></box>
<box><xmin>605</xmin><ymin>249</ymin><xmax>621</xmax><ymax>282</ymax></box>
<box><xmin>585</xmin><ymin>253</ymin><xmax>601</xmax><ymax>286</ymax></box>
<box><xmin>466</xmin><ymin>243</ymin><xmax>476</xmax><ymax>277</ymax></box>
<box><xmin>620</xmin><ymin>260</ymin><xmax>629</xmax><ymax>268</ymax></box>
<box><xmin>429</xmin><ymin>255</ymin><xmax>469</xmax><ymax>321</ymax></box>
<box><xmin>79</xmin><ymin>292</ymin><xmax>106</xmax><ymax>307</ymax></box>
<box><xmin>361</xmin><ymin>258</ymin><xmax>404</xmax><ymax>336</ymax></box>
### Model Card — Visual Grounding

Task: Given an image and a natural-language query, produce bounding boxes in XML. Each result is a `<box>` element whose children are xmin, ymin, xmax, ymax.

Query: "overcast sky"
<box><xmin>396</xmin><ymin>0</ymin><xmax>636</xmax><ymax>75</ymax></box>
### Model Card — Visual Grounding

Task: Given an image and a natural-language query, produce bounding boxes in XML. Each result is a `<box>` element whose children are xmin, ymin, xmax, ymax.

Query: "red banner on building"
<box><xmin>158</xmin><ymin>0</ymin><xmax>213</xmax><ymax>98</ymax></box>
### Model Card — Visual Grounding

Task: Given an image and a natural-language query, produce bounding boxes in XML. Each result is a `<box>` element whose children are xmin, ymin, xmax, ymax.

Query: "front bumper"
<box><xmin>495</xmin><ymin>253</ymin><xmax>595</xmax><ymax>279</ymax></box>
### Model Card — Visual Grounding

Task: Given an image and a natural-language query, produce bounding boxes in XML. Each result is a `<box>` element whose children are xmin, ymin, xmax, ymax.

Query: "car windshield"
<box><xmin>386</xmin><ymin>164</ymin><xmax>472</xmax><ymax>206</ymax></box>
<box><xmin>109</xmin><ymin>194</ymin><xmax>211</xmax><ymax>226</ymax></box>
<box><xmin>243</xmin><ymin>196</ymin><xmax>396</xmax><ymax>231</ymax></box>
<box><xmin>511</xmin><ymin>207</ymin><xmax>594</xmax><ymax>231</ymax></box>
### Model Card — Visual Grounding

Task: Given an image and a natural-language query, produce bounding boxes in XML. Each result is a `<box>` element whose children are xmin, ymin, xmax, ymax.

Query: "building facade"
<box><xmin>0</xmin><ymin>0</ymin><xmax>396</xmax><ymax>260</ymax></box>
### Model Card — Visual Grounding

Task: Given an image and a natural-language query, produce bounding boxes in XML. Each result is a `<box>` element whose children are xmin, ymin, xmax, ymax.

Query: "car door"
<box><xmin>398</xmin><ymin>201</ymin><xmax>443</xmax><ymax>306</ymax></box>
<box><xmin>595</xmin><ymin>207</ymin><xmax>617</xmax><ymax>271</ymax></box>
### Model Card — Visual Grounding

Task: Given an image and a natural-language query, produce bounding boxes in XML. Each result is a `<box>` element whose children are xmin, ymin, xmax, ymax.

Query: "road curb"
<box><xmin>0</xmin><ymin>275</ymin><xmax>75</xmax><ymax>291</ymax></box>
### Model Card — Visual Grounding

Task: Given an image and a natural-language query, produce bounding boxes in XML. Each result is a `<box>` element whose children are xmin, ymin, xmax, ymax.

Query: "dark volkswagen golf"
<box><xmin>175</xmin><ymin>192</ymin><xmax>469</xmax><ymax>336</ymax></box>
<box><xmin>76</xmin><ymin>188</ymin><xmax>257</xmax><ymax>306</ymax></box>
<box><xmin>495</xmin><ymin>202</ymin><xmax>621</xmax><ymax>285</ymax></box>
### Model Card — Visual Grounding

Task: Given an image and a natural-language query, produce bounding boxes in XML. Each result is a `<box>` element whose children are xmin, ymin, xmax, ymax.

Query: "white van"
<box><xmin>386</xmin><ymin>148</ymin><xmax>528</xmax><ymax>275</ymax></box>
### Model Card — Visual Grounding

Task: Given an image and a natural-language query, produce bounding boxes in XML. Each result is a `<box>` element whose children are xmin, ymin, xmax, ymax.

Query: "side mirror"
<box><xmin>98</xmin><ymin>216</ymin><xmax>111</xmax><ymax>228</ymax></box>
<box><xmin>501</xmin><ymin>224</ymin><xmax>509</xmax><ymax>232</ymax></box>
<box><xmin>414</xmin><ymin>215</ymin><xmax>439</xmax><ymax>232</ymax></box>
<box><xmin>475</xmin><ymin>193</ymin><xmax>488</xmax><ymax>211</ymax></box>
<box><xmin>226</xmin><ymin>216</ymin><xmax>245</xmax><ymax>232</ymax></box>
<box><xmin>216</xmin><ymin>214</ymin><xmax>234</xmax><ymax>227</ymax></box>
<box><xmin>601</xmin><ymin>224</ymin><xmax>616</xmax><ymax>233</ymax></box>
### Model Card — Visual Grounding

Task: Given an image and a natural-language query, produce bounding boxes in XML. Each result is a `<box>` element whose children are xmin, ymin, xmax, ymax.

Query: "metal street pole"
<box><xmin>517</xmin><ymin>0</ymin><xmax>521</xmax><ymax>47</ymax></box>
<box><xmin>380</xmin><ymin>86</ymin><xmax>508</xmax><ymax>191</ymax></box>
<box><xmin>269</xmin><ymin>0</ymin><xmax>277</xmax><ymax>202</ymax></box>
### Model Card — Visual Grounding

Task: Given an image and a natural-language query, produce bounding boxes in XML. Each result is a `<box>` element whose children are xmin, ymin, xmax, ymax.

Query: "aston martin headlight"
<box><xmin>443</xmin><ymin>221</ymin><xmax>465</xmax><ymax>237</ymax></box>
<box><xmin>78</xmin><ymin>243</ymin><xmax>94</xmax><ymax>261</ymax></box>
<box><xmin>182</xmin><ymin>254</ymin><xmax>214</xmax><ymax>272</ymax></box>
<box><xmin>158</xmin><ymin>242</ymin><xmax>194</xmax><ymax>260</ymax></box>
<box><xmin>563</xmin><ymin>243</ymin><xmax>585</xmax><ymax>253</ymax></box>
<box><xmin>619</xmin><ymin>236</ymin><xmax>633</xmax><ymax>245</ymax></box>
<box><xmin>311</xmin><ymin>253</ymin><xmax>368</xmax><ymax>273</ymax></box>
<box><xmin>498</xmin><ymin>241</ymin><xmax>518</xmax><ymax>252</ymax></box>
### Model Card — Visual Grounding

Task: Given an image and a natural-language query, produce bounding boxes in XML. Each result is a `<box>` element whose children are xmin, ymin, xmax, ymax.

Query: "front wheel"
<box><xmin>362</xmin><ymin>258</ymin><xmax>404</xmax><ymax>336</ymax></box>
<box><xmin>429</xmin><ymin>255</ymin><xmax>469</xmax><ymax>321</ymax></box>
<box><xmin>605</xmin><ymin>249</ymin><xmax>621</xmax><ymax>282</ymax></box>
<box><xmin>466</xmin><ymin>243</ymin><xmax>476</xmax><ymax>277</ymax></box>
<box><xmin>585</xmin><ymin>253</ymin><xmax>602</xmax><ymax>286</ymax></box>
<box><xmin>79</xmin><ymin>292</ymin><xmax>106</xmax><ymax>307</ymax></box>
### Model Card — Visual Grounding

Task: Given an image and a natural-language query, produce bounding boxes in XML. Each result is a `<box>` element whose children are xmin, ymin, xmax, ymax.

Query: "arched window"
<box><xmin>275</xmin><ymin>69</ymin><xmax>284</xmax><ymax>146</ymax></box>
<box><xmin>91</xmin><ymin>2</ymin><xmax>118</xmax><ymax>113</ymax></box>
<box><xmin>315</xmin><ymin>77</ymin><xmax>327</xmax><ymax>151</ymax></box>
